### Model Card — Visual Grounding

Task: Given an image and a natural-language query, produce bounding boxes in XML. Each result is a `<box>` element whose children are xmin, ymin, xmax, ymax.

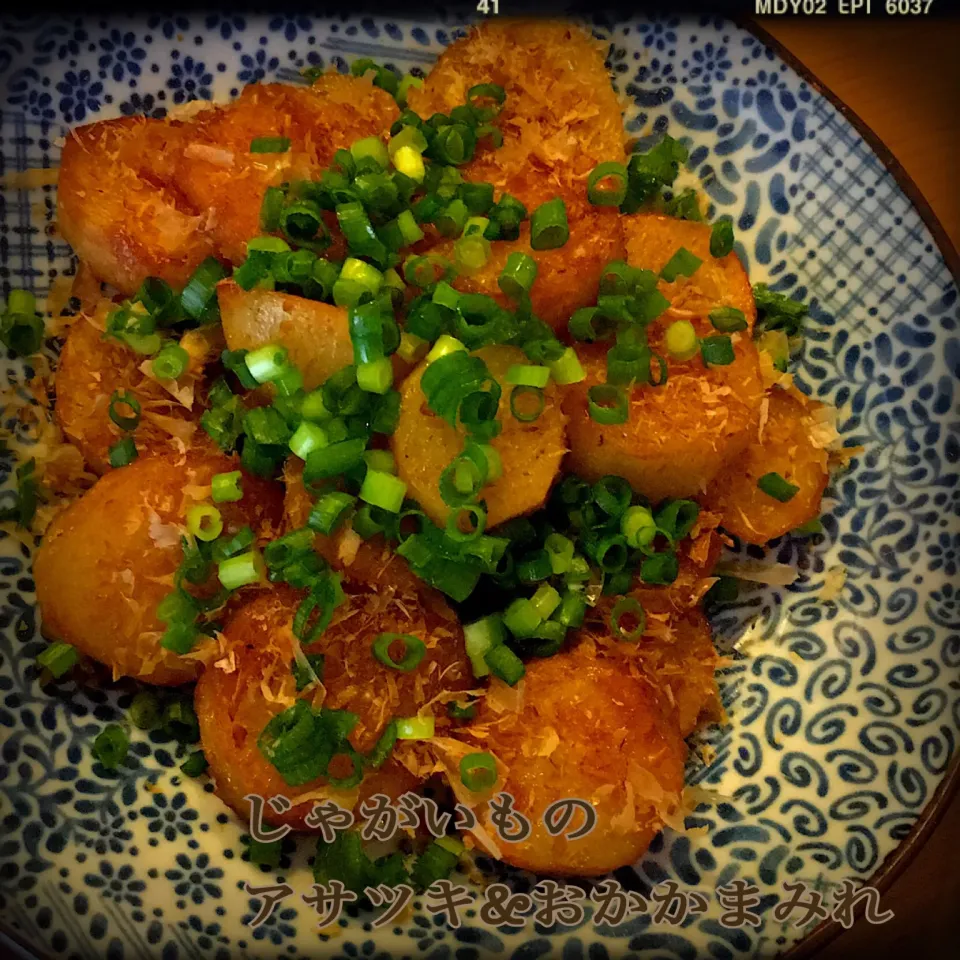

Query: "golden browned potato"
<box><xmin>433</xmin><ymin>218</ymin><xmax>625</xmax><ymax>335</ymax></box>
<box><xmin>33</xmin><ymin>447</ymin><xmax>284</xmax><ymax>684</ymax></box>
<box><xmin>218</xmin><ymin>281</ymin><xmax>356</xmax><ymax>391</ymax></box>
<box><xmin>704</xmin><ymin>387</ymin><xmax>829</xmax><ymax>544</ymax></box>
<box><xmin>409</xmin><ymin>19</ymin><xmax>628</xmax><ymax>332</ymax></box>
<box><xmin>624</xmin><ymin>213</ymin><xmax>757</xmax><ymax>332</ymax></box>
<box><xmin>586</xmin><ymin>601</ymin><xmax>722</xmax><ymax>738</ymax></box>
<box><xmin>564</xmin><ymin>332</ymin><xmax>764</xmax><ymax>504</ymax></box>
<box><xmin>176</xmin><ymin>78</ymin><xmax>399</xmax><ymax>264</ymax></box>
<box><xmin>196</xmin><ymin>583</ymin><xmax>472</xmax><ymax>827</ymax></box>
<box><xmin>54</xmin><ymin>312</ymin><xmax>198</xmax><ymax>473</ymax></box>
<box><xmin>57</xmin><ymin>116</ymin><xmax>217</xmax><ymax>295</ymax></box>
<box><xmin>391</xmin><ymin>345</ymin><xmax>568</xmax><ymax>529</ymax></box>
<box><xmin>458</xmin><ymin>642</ymin><xmax>686</xmax><ymax>875</ymax></box>
<box><xmin>283</xmin><ymin>459</ymin><xmax>425</xmax><ymax>598</ymax></box>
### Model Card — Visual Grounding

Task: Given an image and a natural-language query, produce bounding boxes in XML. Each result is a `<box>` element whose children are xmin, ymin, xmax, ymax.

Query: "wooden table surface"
<box><xmin>757</xmin><ymin>16</ymin><xmax>960</xmax><ymax>959</ymax></box>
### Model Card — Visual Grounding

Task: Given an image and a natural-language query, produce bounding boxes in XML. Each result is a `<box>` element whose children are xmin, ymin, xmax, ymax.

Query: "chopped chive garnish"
<box><xmin>710</xmin><ymin>220</ymin><xmax>735</xmax><ymax>257</ymax></box>
<box><xmin>93</xmin><ymin>724</ymin><xmax>129</xmax><ymax>771</ymax></box>
<box><xmin>660</xmin><ymin>247</ymin><xmax>702</xmax><ymax>282</ymax></box>
<box><xmin>36</xmin><ymin>641</ymin><xmax>79</xmax><ymax>679</ymax></box>
<box><xmin>530</xmin><ymin>197</ymin><xmax>569</xmax><ymax>250</ymax></box>
<box><xmin>372</xmin><ymin>633</ymin><xmax>427</xmax><ymax>672</ymax></box>
<box><xmin>108</xmin><ymin>390</ymin><xmax>142</xmax><ymax>431</ymax></box>
<box><xmin>587</xmin><ymin>384</ymin><xmax>629</xmax><ymax>425</ymax></box>
<box><xmin>665</xmin><ymin>320</ymin><xmax>698</xmax><ymax>361</ymax></box>
<box><xmin>180</xmin><ymin>750</ymin><xmax>208</xmax><ymax>777</ymax></box>
<box><xmin>709</xmin><ymin>306</ymin><xmax>748</xmax><ymax>332</ymax></box>
<box><xmin>700</xmin><ymin>335</ymin><xmax>736</xmax><ymax>366</ymax></box>
<box><xmin>610</xmin><ymin>597</ymin><xmax>646</xmax><ymax>642</ymax></box>
<box><xmin>108</xmin><ymin>436</ymin><xmax>138</xmax><ymax>468</ymax></box>
<box><xmin>758</xmin><ymin>472</ymin><xmax>800</xmax><ymax>503</ymax></box>
<box><xmin>211</xmin><ymin>471</ymin><xmax>243</xmax><ymax>504</ymax></box>
<box><xmin>250</xmin><ymin>136</ymin><xmax>291</xmax><ymax>154</ymax></box>
<box><xmin>459</xmin><ymin>751</ymin><xmax>497</xmax><ymax>791</ymax></box>
<box><xmin>587</xmin><ymin>161</ymin><xmax>629</xmax><ymax>206</ymax></box>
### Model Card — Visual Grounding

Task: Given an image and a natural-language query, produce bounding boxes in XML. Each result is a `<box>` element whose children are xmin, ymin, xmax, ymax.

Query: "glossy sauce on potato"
<box><xmin>195</xmin><ymin>583</ymin><xmax>472</xmax><ymax>827</ymax></box>
<box><xmin>704</xmin><ymin>387</ymin><xmax>829</xmax><ymax>543</ymax></box>
<box><xmin>408</xmin><ymin>19</ymin><xmax>628</xmax><ymax>332</ymax></box>
<box><xmin>391</xmin><ymin>345</ymin><xmax>568</xmax><ymax>529</ymax></box>
<box><xmin>55</xmin><ymin>313</ymin><xmax>198</xmax><ymax>474</ymax></box>
<box><xmin>458</xmin><ymin>642</ymin><xmax>686</xmax><ymax>875</ymax></box>
<box><xmin>33</xmin><ymin>447</ymin><xmax>283</xmax><ymax>684</ymax></box>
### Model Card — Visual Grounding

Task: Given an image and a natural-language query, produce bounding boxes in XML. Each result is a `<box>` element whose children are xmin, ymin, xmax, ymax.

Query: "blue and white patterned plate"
<box><xmin>1</xmin><ymin>11</ymin><xmax>958</xmax><ymax>960</ymax></box>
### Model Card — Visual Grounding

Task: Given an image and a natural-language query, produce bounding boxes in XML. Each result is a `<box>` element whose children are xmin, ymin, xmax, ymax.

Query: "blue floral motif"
<box><xmin>240</xmin><ymin>900</ymin><xmax>297</xmax><ymax>945</ymax></box>
<box><xmin>97</xmin><ymin>29</ymin><xmax>146</xmax><ymax>83</ymax></box>
<box><xmin>687</xmin><ymin>41</ymin><xmax>731</xmax><ymax>83</ymax></box>
<box><xmin>204</xmin><ymin>14</ymin><xmax>246</xmax><ymax>40</ymax></box>
<box><xmin>268</xmin><ymin>15</ymin><xmax>313</xmax><ymax>43</ymax></box>
<box><xmin>83</xmin><ymin>861</ymin><xmax>145</xmax><ymax>907</ymax></box>
<box><xmin>238</xmin><ymin>48</ymin><xmax>280</xmax><ymax>84</ymax></box>
<box><xmin>55</xmin><ymin>68</ymin><xmax>102</xmax><ymax>123</ymax></box>
<box><xmin>146</xmin><ymin>15</ymin><xmax>190</xmax><ymax>41</ymax></box>
<box><xmin>32</xmin><ymin>22</ymin><xmax>88</xmax><ymax>65</ymax></box>
<box><xmin>637</xmin><ymin>17</ymin><xmax>679</xmax><ymax>52</ymax></box>
<box><xmin>139</xmin><ymin>791</ymin><xmax>198</xmax><ymax>841</ymax></box>
<box><xmin>927</xmin><ymin>532</ymin><xmax>960</xmax><ymax>577</ymax></box>
<box><xmin>119</xmin><ymin>91</ymin><xmax>165</xmax><ymax>119</ymax></box>
<box><xmin>164</xmin><ymin>853</ymin><xmax>223</xmax><ymax>904</ymax></box>
<box><xmin>167</xmin><ymin>55</ymin><xmax>213</xmax><ymax>105</ymax></box>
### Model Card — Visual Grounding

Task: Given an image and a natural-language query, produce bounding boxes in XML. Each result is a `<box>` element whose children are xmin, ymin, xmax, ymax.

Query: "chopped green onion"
<box><xmin>357</xmin><ymin>356</ymin><xmax>394</xmax><ymax>394</ymax></box>
<box><xmin>464</xmin><ymin>615</ymin><xmax>505</xmax><ymax>678</ymax></box>
<box><xmin>350</xmin><ymin>135</ymin><xmax>389</xmax><ymax>169</ymax></box>
<box><xmin>211</xmin><ymin>471</ymin><xmax>243</xmax><ymax>504</ymax></box>
<box><xmin>368</xmin><ymin>719</ymin><xmax>398</xmax><ymax>768</ymax></box>
<box><xmin>453</xmin><ymin>232</ymin><xmax>491</xmax><ymax>273</ymax></box>
<box><xmin>363</xmin><ymin>449</ymin><xmax>396</xmax><ymax>474</ymax></box>
<box><xmin>530</xmin><ymin>197</ymin><xmax>569</xmax><ymax>250</ymax></box>
<box><xmin>587</xmin><ymin>384</ymin><xmax>629</xmax><ymax>425</ymax></box>
<box><xmin>181</xmin><ymin>257</ymin><xmax>227</xmax><ymax>321</ymax></box>
<box><xmin>447</xmin><ymin>701</ymin><xmax>476</xmax><ymax>721</ymax></box>
<box><xmin>555</xmin><ymin>590</ymin><xmax>587</xmax><ymax>629</ymax></box>
<box><xmin>108</xmin><ymin>436</ymin><xmax>138</xmax><ymax>468</ymax></box>
<box><xmin>243</xmin><ymin>406</ymin><xmax>291</xmax><ymax>445</ymax></box>
<box><xmin>660</xmin><ymin>247</ymin><xmax>703</xmax><ymax>283</ymax></box>
<box><xmin>309</xmin><ymin>491</ymin><xmax>356</xmax><ymax>536</ymax></box>
<box><xmin>489</xmin><ymin>194</ymin><xmax>527</xmax><ymax>241</ymax></box>
<box><xmin>36</xmin><ymin>641</ymin><xmax>79</xmax><ymax>679</ymax></box>
<box><xmin>710</xmin><ymin>220</ymin><xmax>735</xmax><ymax>258</ymax></box>
<box><xmin>503</xmin><ymin>597</ymin><xmax>541</xmax><ymax>639</ymax></box>
<box><xmin>150</xmin><ymin>342</ymin><xmax>189</xmax><ymax>381</ymax></box>
<box><xmin>303</xmin><ymin>438</ymin><xmax>367</xmax><ymax>482</ymax></box>
<box><xmin>92</xmin><ymin>724</ymin><xmax>129</xmax><ymax>771</ymax></box>
<box><xmin>288</xmin><ymin>421</ymin><xmax>330</xmax><ymax>460</ymax></box>
<box><xmin>394</xmin><ymin>209</ymin><xmax>424</xmax><ymax>246</ymax></box>
<box><xmin>498</xmin><ymin>252</ymin><xmax>538</xmax><ymax>299</ymax></box>
<box><xmin>245</xmin><ymin>344</ymin><xmax>289</xmax><ymax>383</ymax></box>
<box><xmin>753</xmin><ymin>283</ymin><xmax>808</xmax><ymax>337</ymax></box>
<box><xmin>108</xmin><ymin>390</ymin><xmax>142</xmax><ymax>431</ymax></box>
<box><xmin>186</xmin><ymin>503</ymin><xmax>223</xmax><ymax>542</ymax></box>
<box><xmin>548</xmin><ymin>347</ymin><xmax>586</xmax><ymax>385</ymax></box>
<box><xmin>260</xmin><ymin>186</ymin><xmax>285</xmax><ymax>232</ymax></box>
<box><xmin>587</xmin><ymin>161</ymin><xmax>629</xmax><ymax>206</ymax></box>
<box><xmin>372</xmin><ymin>633</ymin><xmax>427</xmax><ymax>673</ymax></box>
<box><xmin>395</xmin><ymin>716</ymin><xmax>435</xmax><ymax>740</ymax></box>
<box><xmin>250</xmin><ymin>135</ymin><xmax>290</xmax><ymax>153</ymax></box>
<box><xmin>430</xmin><ymin>123</ymin><xmax>477</xmax><ymax>166</ymax></box>
<box><xmin>359</xmin><ymin>469</ymin><xmax>407</xmax><ymax>513</ymax></box>
<box><xmin>484</xmin><ymin>644</ymin><xmax>525</xmax><ymax>686</ymax></box>
<box><xmin>425</xmin><ymin>334</ymin><xmax>467</xmax><ymax>364</ymax></box>
<box><xmin>509</xmin><ymin>385</ymin><xmax>545</xmax><ymax>422</ymax></box>
<box><xmin>530</xmin><ymin>583</ymin><xmax>561</xmax><ymax>620</ymax></box>
<box><xmin>665</xmin><ymin>320</ymin><xmax>699</xmax><ymax>361</ymax></box>
<box><xmin>516</xmin><ymin>548</ymin><xmax>553</xmax><ymax>583</ymax></box>
<box><xmin>163</xmin><ymin>698</ymin><xmax>200</xmax><ymax>744</ymax></box>
<box><xmin>7</xmin><ymin>289</ymin><xmax>36</xmax><ymax>315</ymax></box>
<box><xmin>610</xmin><ymin>597</ymin><xmax>646</xmax><ymax>642</ymax></box>
<box><xmin>544</xmin><ymin>533</ymin><xmax>575</xmax><ymax>574</ymax></box>
<box><xmin>793</xmin><ymin>517</ymin><xmax>823</xmax><ymax>536</ymax></box>
<box><xmin>655</xmin><ymin>499</ymin><xmax>700</xmax><ymax>542</ymax></box>
<box><xmin>640</xmin><ymin>551</ymin><xmax>679</xmax><ymax>585</ymax></box>
<box><xmin>180</xmin><ymin>750</ymin><xmax>208</xmax><ymax>777</ymax></box>
<box><xmin>593</xmin><ymin>475</ymin><xmax>632</xmax><ymax>517</ymax></box>
<box><xmin>700</xmin><ymin>335</ymin><xmax>736</xmax><ymax>366</ymax></box>
<box><xmin>505</xmin><ymin>364</ymin><xmax>550</xmax><ymax>388</ymax></box>
<box><xmin>218</xmin><ymin>549</ymin><xmax>265</xmax><ymax>590</ymax></box>
<box><xmin>459</xmin><ymin>182</ymin><xmax>495</xmax><ymax>216</ymax></box>
<box><xmin>757</xmin><ymin>472</ymin><xmax>800</xmax><ymax>503</ymax></box>
<box><xmin>397</xmin><ymin>331</ymin><xmax>428</xmax><ymax>365</ymax></box>
<box><xmin>459</xmin><ymin>751</ymin><xmax>497</xmax><ymax>791</ymax></box>
<box><xmin>129</xmin><ymin>691</ymin><xmax>161</xmax><ymax>730</ymax></box>
<box><xmin>709</xmin><ymin>306</ymin><xmax>748</xmax><ymax>333</ymax></box>
<box><xmin>392</xmin><ymin>144</ymin><xmax>425</xmax><ymax>182</ymax></box>
<box><xmin>622</xmin><ymin>505</ymin><xmax>657</xmax><ymax>548</ymax></box>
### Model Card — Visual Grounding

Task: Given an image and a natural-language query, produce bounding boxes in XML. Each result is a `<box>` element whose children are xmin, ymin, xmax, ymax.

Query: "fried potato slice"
<box><xmin>176</xmin><ymin>77</ymin><xmax>399</xmax><ymax>264</ymax></box>
<box><xmin>563</xmin><ymin>331</ymin><xmax>764</xmax><ymax>504</ymax></box>
<box><xmin>195</xmin><ymin>582</ymin><xmax>472</xmax><ymax>827</ymax></box>
<box><xmin>217</xmin><ymin>280</ymin><xmax>356</xmax><ymax>392</ymax></box>
<box><xmin>54</xmin><ymin>310</ymin><xmax>199</xmax><ymax>473</ymax></box>
<box><xmin>33</xmin><ymin>447</ymin><xmax>284</xmax><ymax>684</ymax></box>
<box><xmin>283</xmin><ymin>459</ymin><xmax>425</xmax><ymax>598</ymax></box>
<box><xmin>704</xmin><ymin>387</ymin><xmax>829</xmax><ymax>544</ymax></box>
<box><xmin>57</xmin><ymin>116</ymin><xmax>216</xmax><ymax>295</ymax></box>
<box><xmin>408</xmin><ymin>19</ymin><xmax>628</xmax><ymax>332</ymax></box>
<box><xmin>623</xmin><ymin>213</ymin><xmax>757</xmax><ymax>332</ymax></box>
<box><xmin>457</xmin><ymin>642</ymin><xmax>686</xmax><ymax>875</ymax></box>
<box><xmin>391</xmin><ymin>345</ymin><xmax>568</xmax><ymax>529</ymax></box>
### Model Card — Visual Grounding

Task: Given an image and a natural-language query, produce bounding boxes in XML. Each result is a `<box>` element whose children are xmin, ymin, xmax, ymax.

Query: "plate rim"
<box><xmin>1</xmin><ymin>13</ymin><xmax>958</xmax><ymax>960</ymax></box>
<box><xmin>743</xmin><ymin>16</ymin><xmax>960</xmax><ymax>959</ymax></box>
